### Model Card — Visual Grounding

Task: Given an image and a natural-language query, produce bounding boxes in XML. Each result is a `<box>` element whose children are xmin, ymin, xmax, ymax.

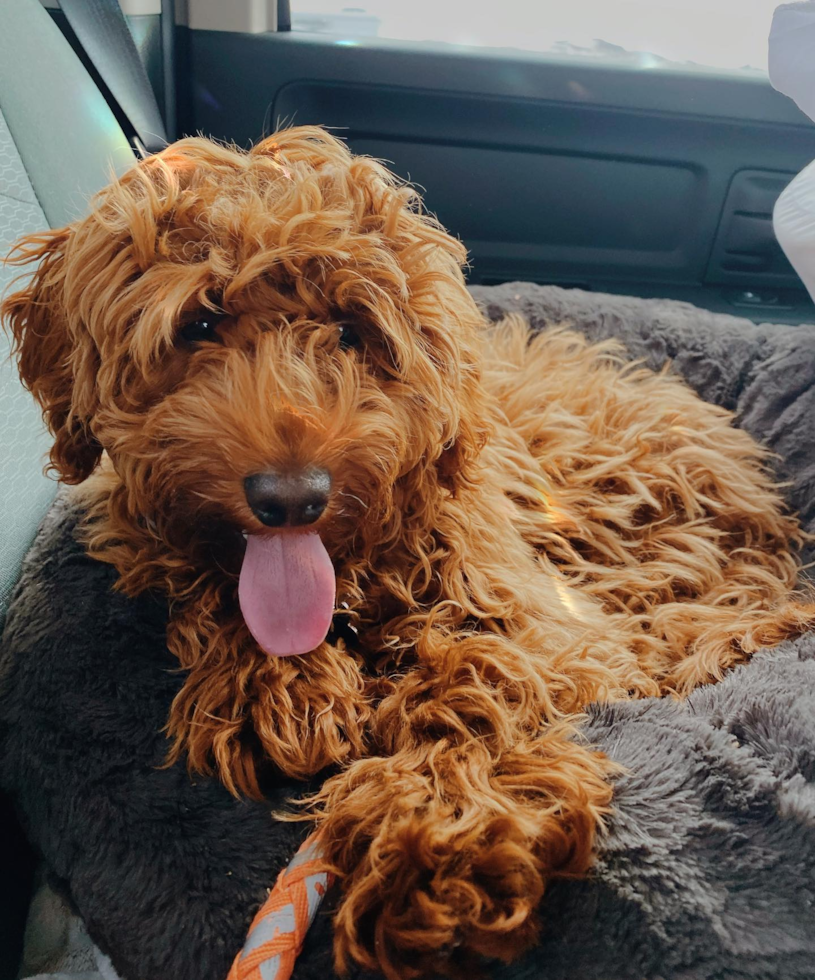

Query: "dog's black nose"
<box><xmin>244</xmin><ymin>468</ymin><xmax>331</xmax><ymax>528</ymax></box>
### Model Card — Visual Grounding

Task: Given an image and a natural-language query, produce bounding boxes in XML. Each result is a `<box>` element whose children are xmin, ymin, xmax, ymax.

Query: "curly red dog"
<box><xmin>4</xmin><ymin>127</ymin><xmax>814</xmax><ymax>978</ymax></box>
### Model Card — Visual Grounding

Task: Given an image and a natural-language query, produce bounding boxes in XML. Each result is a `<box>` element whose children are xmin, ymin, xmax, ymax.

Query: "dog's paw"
<box><xmin>333</xmin><ymin>813</ymin><xmax>544</xmax><ymax>979</ymax></box>
<box><xmin>321</xmin><ymin>742</ymin><xmax>612</xmax><ymax>979</ymax></box>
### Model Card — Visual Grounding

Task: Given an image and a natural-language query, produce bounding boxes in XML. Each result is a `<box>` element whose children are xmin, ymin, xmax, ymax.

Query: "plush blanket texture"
<box><xmin>3</xmin><ymin>284</ymin><xmax>815</xmax><ymax>980</ymax></box>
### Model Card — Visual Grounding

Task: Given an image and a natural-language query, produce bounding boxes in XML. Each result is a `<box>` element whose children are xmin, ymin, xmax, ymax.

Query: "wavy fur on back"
<box><xmin>3</xmin><ymin>127</ymin><xmax>814</xmax><ymax>978</ymax></box>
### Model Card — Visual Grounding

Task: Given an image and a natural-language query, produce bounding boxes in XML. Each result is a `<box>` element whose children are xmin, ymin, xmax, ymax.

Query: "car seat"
<box><xmin>0</xmin><ymin>1</ymin><xmax>132</xmax><ymax>974</ymax></box>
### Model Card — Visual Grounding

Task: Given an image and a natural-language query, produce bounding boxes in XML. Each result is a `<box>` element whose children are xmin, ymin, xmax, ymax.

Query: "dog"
<box><xmin>4</xmin><ymin>126</ymin><xmax>814</xmax><ymax>979</ymax></box>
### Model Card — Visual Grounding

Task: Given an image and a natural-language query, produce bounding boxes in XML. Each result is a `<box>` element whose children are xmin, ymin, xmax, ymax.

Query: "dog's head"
<box><xmin>3</xmin><ymin>128</ymin><xmax>489</xmax><ymax>657</ymax></box>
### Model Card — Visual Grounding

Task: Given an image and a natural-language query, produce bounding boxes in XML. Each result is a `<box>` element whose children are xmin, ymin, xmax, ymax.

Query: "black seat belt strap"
<box><xmin>58</xmin><ymin>0</ymin><xmax>168</xmax><ymax>156</ymax></box>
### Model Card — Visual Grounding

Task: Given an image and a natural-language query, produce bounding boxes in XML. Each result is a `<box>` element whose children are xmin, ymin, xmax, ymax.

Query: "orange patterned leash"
<box><xmin>227</xmin><ymin>833</ymin><xmax>333</xmax><ymax>980</ymax></box>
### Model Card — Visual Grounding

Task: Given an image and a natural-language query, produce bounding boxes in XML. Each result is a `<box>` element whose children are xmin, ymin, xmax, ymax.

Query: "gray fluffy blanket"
<box><xmin>5</xmin><ymin>284</ymin><xmax>815</xmax><ymax>980</ymax></box>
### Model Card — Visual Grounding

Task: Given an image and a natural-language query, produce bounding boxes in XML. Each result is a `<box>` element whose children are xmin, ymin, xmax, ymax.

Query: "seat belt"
<box><xmin>58</xmin><ymin>0</ymin><xmax>168</xmax><ymax>156</ymax></box>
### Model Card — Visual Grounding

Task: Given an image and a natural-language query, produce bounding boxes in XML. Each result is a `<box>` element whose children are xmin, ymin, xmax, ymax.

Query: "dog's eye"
<box><xmin>337</xmin><ymin>322</ymin><xmax>362</xmax><ymax>351</ymax></box>
<box><xmin>179</xmin><ymin>315</ymin><xmax>225</xmax><ymax>346</ymax></box>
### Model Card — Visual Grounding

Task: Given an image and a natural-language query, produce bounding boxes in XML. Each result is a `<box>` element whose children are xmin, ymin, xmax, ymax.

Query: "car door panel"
<box><xmin>178</xmin><ymin>29</ymin><xmax>815</xmax><ymax>322</ymax></box>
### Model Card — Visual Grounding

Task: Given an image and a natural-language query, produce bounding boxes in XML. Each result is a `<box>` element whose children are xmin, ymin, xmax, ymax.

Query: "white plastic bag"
<box><xmin>769</xmin><ymin>1</ymin><xmax>815</xmax><ymax>121</ymax></box>
<box><xmin>769</xmin><ymin>2</ymin><xmax>815</xmax><ymax>303</ymax></box>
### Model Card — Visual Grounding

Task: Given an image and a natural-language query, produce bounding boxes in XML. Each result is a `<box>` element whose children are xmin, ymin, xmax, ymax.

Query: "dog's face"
<box><xmin>3</xmin><ymin>129</ymin><xmax>488</xmax><ymax>656</ymax></box>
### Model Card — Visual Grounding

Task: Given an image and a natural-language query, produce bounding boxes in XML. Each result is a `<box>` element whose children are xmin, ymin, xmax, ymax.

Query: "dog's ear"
<box><xmin>436</xmin><ymin>373</ymin><xmax>492</xmax><ymax>496</ymax></box>
<box><xmin>429</xmin><ymin>315</ymin><xmax>492</xmax><ymax>496</ymax></box>
<box><xmin>437</xmin><ymin>420</ymin><xmax>489</xmax><ymax>495</ymax></box>
<box><xmin>2</xmin><ymin>228</ymin><xmax>102</xmax><ymax>484</ymax></box>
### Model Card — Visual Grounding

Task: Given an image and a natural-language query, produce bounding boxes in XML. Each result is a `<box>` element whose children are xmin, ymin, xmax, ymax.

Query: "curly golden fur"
<box><xmin>4</xmin><ymin>127</ymin><xmax>814</xmax><ymax>978</ymax></box>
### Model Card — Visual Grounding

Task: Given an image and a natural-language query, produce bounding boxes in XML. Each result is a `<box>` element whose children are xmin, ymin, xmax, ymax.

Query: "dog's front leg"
<box><xmin>310</xmin><ymin>631</ymin><xmax>614</xmax><ymax>979</ymax></box>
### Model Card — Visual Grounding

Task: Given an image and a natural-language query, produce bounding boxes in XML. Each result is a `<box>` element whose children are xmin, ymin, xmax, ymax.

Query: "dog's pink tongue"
<box><xmin>239</xmin><ymin>533</ymin><xmax>335</xmax><ymax>657</ymax></box>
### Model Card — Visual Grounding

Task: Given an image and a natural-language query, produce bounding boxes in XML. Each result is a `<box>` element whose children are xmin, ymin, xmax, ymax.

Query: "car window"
<box><xmin>292</xmin><ymin>0</ymin><xmax>780</xmax><ymax>75</ymax></box>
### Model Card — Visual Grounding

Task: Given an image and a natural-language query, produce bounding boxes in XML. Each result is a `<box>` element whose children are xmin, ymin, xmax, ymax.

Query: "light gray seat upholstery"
<box><xmin>0</xmin><ymin>0</ymin><xmax>133</xmax><ymax>620</ymax></box>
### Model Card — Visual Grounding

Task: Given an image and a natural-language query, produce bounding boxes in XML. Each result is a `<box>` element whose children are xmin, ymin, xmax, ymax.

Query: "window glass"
<box><xmin>292</xmin><ymin>0</ymin><xmax>780</xmax><ymax>75</ymax></box>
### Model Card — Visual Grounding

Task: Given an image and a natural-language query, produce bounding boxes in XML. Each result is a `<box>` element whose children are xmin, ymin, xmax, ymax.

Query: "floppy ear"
<box><xmin>2</xmin><ymin>228</ymin><xmax>102</xmax><ymax>483</ymax></box>
<box><xmin>425</xmin><ymin>307</ymin><xmax>492</xmax><ymax>497</ymax></box>
<box><xmin>435</xmin><ymin>366</ymin><xmax>492</xmax><ymax>496</ymax></box>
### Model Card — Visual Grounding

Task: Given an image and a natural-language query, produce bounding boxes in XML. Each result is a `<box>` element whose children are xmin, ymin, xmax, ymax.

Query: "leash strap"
<box><xmin>227</xmin><ymin>833</ymin><xmax>332</xmax><ymax>980</ymax></box>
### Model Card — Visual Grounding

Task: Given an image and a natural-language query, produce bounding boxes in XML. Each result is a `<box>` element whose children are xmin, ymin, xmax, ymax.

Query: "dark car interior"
<box><xmin>2</xmin><ymin>1</ymin><xmax>815</xmax><ymax>977</ymax></box>
<box><xmin>44</xmin><ymin>0</ymin><xmax>815</xmax><ymax>324</ymax></box>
